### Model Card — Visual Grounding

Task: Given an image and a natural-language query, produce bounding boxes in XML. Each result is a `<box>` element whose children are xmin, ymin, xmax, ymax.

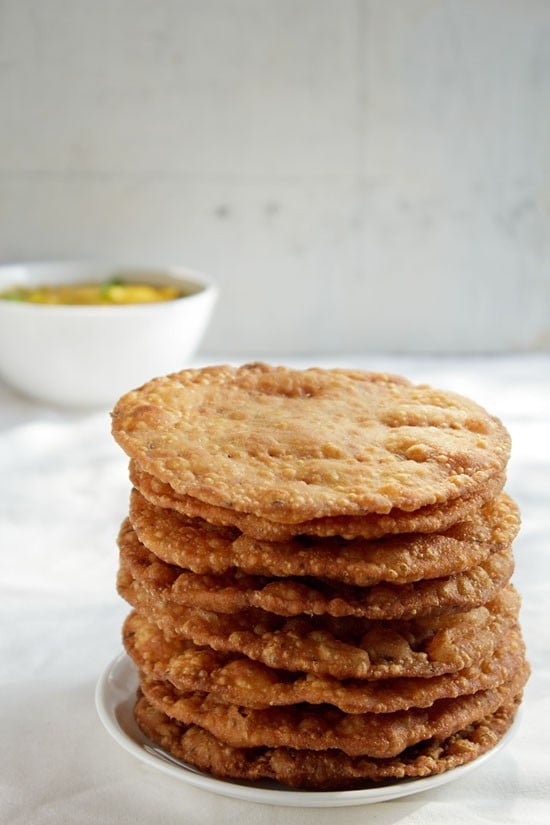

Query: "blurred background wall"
<box><xmin>0</xmin><ymin>0</ymin><xmax>549</xmax><ymax>354</ymax></box>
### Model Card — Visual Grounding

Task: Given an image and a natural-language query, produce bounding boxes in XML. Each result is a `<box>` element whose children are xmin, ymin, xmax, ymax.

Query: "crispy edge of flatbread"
<box><xmin>130</xmin><ymin>461</ymin><xmax>507</xmax><ymax>540</ymax></box>
<box><xmin>118</xmin><ymin>562</ymin><xmax>521</xmax><ymax>681</ymax></box>
<box><xmin>118</xmin><ymin>519</ymin><xmax>515</xmax><ymax>620</ymax></box>
<box><xmin>123</xmin><ymin>608</ymin><xmax>526</xmax><ymax>714</ymax></box>
<box><xmin>134</xmin><ymin>692</ymin><xmax>522</xmax><ymax>790</ymax></box>
<box><xmin>128</xmin><ymin>487</ymin><xmax>520</xmax><ymax>586</ymax></box>
<box><xmin>137</xmin><ymin>661</ymin><xmax>529</xmax><ymax>758</ymax></box>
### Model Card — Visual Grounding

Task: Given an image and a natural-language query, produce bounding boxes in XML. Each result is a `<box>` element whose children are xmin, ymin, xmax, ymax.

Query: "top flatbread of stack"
<box><xmin>112</xmin><ymin>363</ymin><xmax>510</xmax><ymax>538</ymax></box>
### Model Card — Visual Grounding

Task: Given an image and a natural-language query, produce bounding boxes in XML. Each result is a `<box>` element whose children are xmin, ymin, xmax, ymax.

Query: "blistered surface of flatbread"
<box><xmin>112</xmin><ymin>364</ymin><xmax>510</xmax><ymax>523</ymax></box>
<box><xmin>138</xmin><ymin>663</ymin><xmax>528</xmax><ymax>758</ymax></box>
<box><xmin>129</xmin><ymin>488</ymin><xmax>520</xmax><ymax>585</ymax></box>
<box><xmin>119</xmin><ymin>519</ymin><xmax>515</xmax><ymax>620</ymax></box>
<box><xmin>129</xmin><ymin>462</ymin><xmax>506</xmax><ymax>540</ymax></box>
<box><xmin>123</xmin><ymin>609</ymin><xmax>525</xmax><ymax>714</ymax></box>
<box><xmin>118</xmin><ymin>564</ymin><xmax>520</xmax><ymax>680</ymax></box>
<box><xmin>134</xmin><ymin>694</ymin><xmax>521</xmax><ymax>789</ymax></box>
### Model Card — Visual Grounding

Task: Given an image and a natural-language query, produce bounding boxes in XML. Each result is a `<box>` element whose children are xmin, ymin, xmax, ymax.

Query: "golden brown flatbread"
<box><xmin>129</xmin><ymin>462</ymin><xmax>507</xmax><ymax>541</ymax></box>
<box><xmin>134</xmin><ymin>693</ymin><xmax>522</xmax><ymax>790</ymax></box>
<box><xmin>128</xmin><ymin>488</ymin><xmax>520</xmax><ymax>585</ymax></box>
<box><xmin>138</xmin><ymin>661</ymin><xmax>529</xmax><ymax>758</ymax></box>
<box><xmin>123</xmin><ymin>609</ymin><xmax>526</xmax><ymax>714</ymax></box>
<box><xmin>118</xmin><ymin>518</ymin><xmax>515</xmax><ymax>620</ymax></box>
<box><xmin>118</xmin><ymin>563</ymin><xmax>520</xmax><ymax>680</ymax></box>
<box><xmin>112</xmin><ymin>364</ymin><xmax>510</xmax><ymax>524</ymax></box>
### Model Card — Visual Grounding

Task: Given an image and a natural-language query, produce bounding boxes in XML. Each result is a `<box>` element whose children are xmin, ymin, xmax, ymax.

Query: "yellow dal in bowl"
<box><xmin>0</xmin><ymin>279</ymin><xmax>186</xmax><ymax>305</ymax></box>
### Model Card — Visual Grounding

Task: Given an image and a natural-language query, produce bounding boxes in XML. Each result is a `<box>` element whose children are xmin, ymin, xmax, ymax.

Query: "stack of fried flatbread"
<box><xmin>111</xmin><ymin>363</ymin><xmax>529</xmax><ymax>791</ymax></box>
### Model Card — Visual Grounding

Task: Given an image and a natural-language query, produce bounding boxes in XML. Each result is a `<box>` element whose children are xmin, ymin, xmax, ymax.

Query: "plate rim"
<box><xmin>95</xmin><ymin>652</ymin><xmax>520</xmax><ymax>808</ymax></box>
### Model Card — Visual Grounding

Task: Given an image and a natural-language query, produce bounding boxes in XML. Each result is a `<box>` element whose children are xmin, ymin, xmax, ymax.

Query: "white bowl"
<box><xmin>0</xmin><ymin>261</ymin><xmax>218</xmax><ymax>408</ymax></box>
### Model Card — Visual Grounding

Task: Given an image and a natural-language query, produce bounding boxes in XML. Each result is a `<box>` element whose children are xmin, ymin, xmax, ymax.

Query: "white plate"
<box><xmin>95</xmin><ymin>653</ymin><xmax>519</xmax><ymax>808</ymax></box>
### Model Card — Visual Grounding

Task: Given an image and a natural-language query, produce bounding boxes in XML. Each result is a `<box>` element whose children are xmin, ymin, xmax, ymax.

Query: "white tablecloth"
<box><xmin>1</xmin><ymin>354</ymin><xmax>549</xmax><ymax>825</ymax></box>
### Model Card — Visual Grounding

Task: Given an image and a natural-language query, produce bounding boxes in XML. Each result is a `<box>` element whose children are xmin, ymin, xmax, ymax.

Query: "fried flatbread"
<box><xmin>112</xmin><ymin>364</ymin><xmax>510</xmax><ymax>524</ymax></box>
<box><xmin>118</xmin><ymin>564</ymin><xmax>520</xmax><ymax>680</ymax></box>
<box><xmin>123</xmin><ymin>609</ymin><xmax>526</xmax><ymax>714</ymax></box>
<box><xmin>128</xmin><ymin>488</ymin><xmax>519</xmax><ymax>585</ymax></box>
<box><xmin>129</xmin><ymin>461</ymin><xmax>506</xmax><ymax>541</ymax></box>
<box><xmin>134</xmin><ymin>693</ymin><xmax>521</xmax><ymax>789</ymax></box>
<box><xmin>137</xmin><ymin>661</ymin><xmax>529</xmax><ymax>758</ymax></box>
<box><xmin>118</xmin><ymin>519</ymin><xmax>515</xmax><ymax>620</ymax></box>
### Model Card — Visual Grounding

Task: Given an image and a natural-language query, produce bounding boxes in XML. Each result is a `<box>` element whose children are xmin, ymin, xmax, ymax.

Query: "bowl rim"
<box><xmin>0</xmin><ymin>260</ymin><xmax>218</xmax><ymax>313</ymax></box>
